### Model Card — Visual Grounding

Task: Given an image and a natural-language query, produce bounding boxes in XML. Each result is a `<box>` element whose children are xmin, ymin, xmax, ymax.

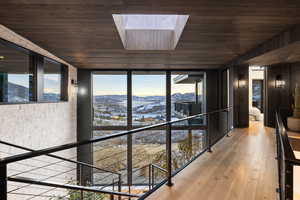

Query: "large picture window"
<box><xmin>91</xmin><ymin>71</ymin><xmax>207</xmax><ymax>185</ymax></box>
<box><xmin>0</xmin><ymin>40</ymin><xmax>33</xmax><ymax>103</ymax></box>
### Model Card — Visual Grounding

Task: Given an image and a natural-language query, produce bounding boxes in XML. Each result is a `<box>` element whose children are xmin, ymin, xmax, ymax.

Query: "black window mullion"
<box><xmin>166</xmin><ymin>71</ymin><xmax>171</xmax><ymax>122</ymax></box>
<box><xmin>61</xmin><ymin>64</ymin><xmax>69</xmax><ymax>101</ymax></box>
<box><xmin>127</xmin><ymin>70</ymin><xmax>133</xmax><ymax>186</ymax></box>
<box><xmin>0</xmin><ymin>72</ymin><xmax>8</xmax><ymax>102</ymax></box>
<box><xmin>127</xmin><ymin>70</ymin><xmax>132</xmax><ymax>129</ymax></box>
<box><xmin>28</xmin><ymin>55</ymin><xmax>35</xmax><ymax>101</ymax></box>
<box><xmin>34</xmin><ymin>54</ymin><xmax>44</xmax><ymax>102</ymax></box>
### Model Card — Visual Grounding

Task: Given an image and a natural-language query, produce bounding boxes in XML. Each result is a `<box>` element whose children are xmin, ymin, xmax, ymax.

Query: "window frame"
<box><xmin>91</xmin><ymin>69</ymin><xmax>207</xmax><ymax>185</ymax></box>
<box><xmin>91</xmin><ymin>69</ymin><xmax>207</xmax><ymax>133</ymax></box>
<box><xmin>0</xmin><ymin>38</ymin><xmax>68</xmax><ymax>105</ymax></box>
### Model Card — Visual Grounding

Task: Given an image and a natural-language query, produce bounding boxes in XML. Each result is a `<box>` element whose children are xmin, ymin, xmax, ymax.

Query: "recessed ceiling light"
<box><xmin>113</xmin><ymin>14</ymin><xmax>189</xmax><ymax>50</ymax></box>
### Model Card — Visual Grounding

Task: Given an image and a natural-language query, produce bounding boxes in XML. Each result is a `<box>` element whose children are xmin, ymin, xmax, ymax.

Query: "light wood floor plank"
<box><xmin>146</xmin><ymin>121</ymin><xmax>278</xmax><ymax>200</ymax></box>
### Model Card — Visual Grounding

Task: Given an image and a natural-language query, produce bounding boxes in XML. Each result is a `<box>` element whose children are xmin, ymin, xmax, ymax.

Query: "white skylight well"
<box><xmin>113</xmin><ymin>14</ymin><xmax>189</xmax><ymax>50</ymax></box>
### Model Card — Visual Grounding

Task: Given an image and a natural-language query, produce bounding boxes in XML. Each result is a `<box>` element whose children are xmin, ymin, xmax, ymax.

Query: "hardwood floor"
<box><xmin>146</xmin><ymin>121</ymin><xmax>278</xmax><ymax>200</ymax></box>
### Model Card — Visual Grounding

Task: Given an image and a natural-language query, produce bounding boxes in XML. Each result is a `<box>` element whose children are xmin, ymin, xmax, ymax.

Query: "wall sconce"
<box><xmin>71</xmin><ymin>79</ymin><xmax>78</xmax><ymax>87</ymax></box>
<box><xmin>0</xmin><ymin>56</ymin><xmax>4</xmax><ymax>60</ymax></box>
<box><xmin>238</xmin><ymin>74</ymin><xmax>246</xmax><ymax>88</ymax></box>
<box><xmin>275</xmin><ymin>75</ymin><xmax>285</xmax><ymax>88</ymax></box>
<box><xmin>71</xmin><ymin>79</ymin><xmax>78</xmax><ymax>94</ymax></box>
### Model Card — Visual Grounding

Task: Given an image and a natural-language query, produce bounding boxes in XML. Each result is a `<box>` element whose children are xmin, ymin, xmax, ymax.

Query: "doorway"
<box><xmin>249</xmin><ymin>66</ymin><xmax>265</xmax><ymax>123</ymax></box>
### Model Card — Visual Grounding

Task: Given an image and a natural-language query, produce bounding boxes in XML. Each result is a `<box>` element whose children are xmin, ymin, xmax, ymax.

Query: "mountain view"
<box><xmin>3</xmin><ymin>81</ymin><xmax>60</xmax><ymax>102</ymax></box>
<box><xmin>93</xmin><ymin>93</ymin><xmax>196</xmax><ymax>126</ymax></box>
<box><xmin>92</xmin><ymin>92</ymin><xmax>206</xmax><ymax>186</ymax></box>
<box><xmin>7</xmin><ymin>82</ymin><xmax>31</xmax><ymax>102</ymax></box>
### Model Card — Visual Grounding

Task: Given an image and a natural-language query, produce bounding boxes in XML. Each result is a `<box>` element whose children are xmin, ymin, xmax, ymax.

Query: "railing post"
<box><xmin>110</xmin><ymin>180</ymin><xmax>114</xmax><ymax>200</ymax></box>
<box><xmin>79</xmin><ymin>165</ymin><xmax>83</xmax><ymax>200</ymax></box>
<box><xmin>0</xmin><ymin>164</ymin><xmax>7</xmax><ymax>200</ymax></box>
<box><xmin>207</xmin><ymin>113</ymin><xmax>212</xmax><ymax>153</ymax></box>
<box><xmin>151</xmin><ymin>164</ymin><xmax>155</xmax><ymax>188</ymax></box>
<box><xmin>166</xmin><ymin>123</ymin><xmax>173</xmax><ymax>186</ymax></box>
<box><xmin>226</xmin><ymin>109</ymin><xmax>230</xmax><ymax>137</ymax></box>
<box><xmin>118</xmin><ymin>174</ymin><xmax>121</xmax><ymax>200</ymax></box>
<box><xmin>80</xmin><ymin>190</ymin><xmax>84</xmax><ymax>200</ymax></box>
<box><xmin>285</xmin><ymin>161</ymin><xmax>293</xmax><ymax>200</ymax></box>
<box><xmin>148</xmin><ymin>164</ymin><xmax>152</xmax><ymax>190</ymax></box>
<box><xmin>79</xmin><ymin>165</ymin><xmax>82</xmax><ymax>185</ymax></box>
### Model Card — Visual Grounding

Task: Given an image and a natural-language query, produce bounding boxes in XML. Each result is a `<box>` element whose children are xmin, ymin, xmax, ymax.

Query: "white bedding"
<box><xmin>249</xmin><ymin>106</ymin><xmax>262</xmax><ymax>121</ymax></box>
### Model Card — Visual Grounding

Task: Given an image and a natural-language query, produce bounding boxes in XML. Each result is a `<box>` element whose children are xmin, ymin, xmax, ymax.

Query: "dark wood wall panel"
<box><xmin>206</xmin><ymin>69</ymin><xmax>232</xmax><ymax>143</ymax></box>
<box><xmin>265</xmin><ymin>62</ymin><xmax>300</xmax><ymax>127</ymax></box>
<box><xmin>206</xmin><ymin>70</ymin><xmax>220</xmax><ymax>112</ymax></box>
<box><xmin>229</xmin><ymin>66</ymin><xmax>234</xmax><ymax>129</ymax></box>
<box><xmin>233</xmin><ymin>64</ymin><xmax>249</xmax><ymax>128</ymax></box>
<box><xmin>290</xmin><ymin>63</ymin><xmax>300</xmax><ymax>95</ymax></box>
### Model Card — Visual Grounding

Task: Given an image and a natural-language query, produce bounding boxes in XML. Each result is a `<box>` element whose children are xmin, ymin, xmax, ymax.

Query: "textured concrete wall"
<box><xmin>0</xmin><ymin>24</ymin><xmax>77</xmax><ymax>199</ymax></box>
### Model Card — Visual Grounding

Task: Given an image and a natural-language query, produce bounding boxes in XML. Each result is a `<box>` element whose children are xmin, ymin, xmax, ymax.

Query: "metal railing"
<box><xmin>0</xmin><ymin>140</ymin><xmax>133</xmax><ymax>200</ymax></box>
<box><xmin>148</xmin><ymin>164</ymin><xmax>167</xmax><ymax>190</ymax></box>
<box><xmin>0</xmin><ymin>107</ymin><xmax>232</xmax><ymax>200</ymax></box>
<box><xmin>275</xmin><ymin>111</ymin><xmax>300</xmax><ymax>200</ymax></box>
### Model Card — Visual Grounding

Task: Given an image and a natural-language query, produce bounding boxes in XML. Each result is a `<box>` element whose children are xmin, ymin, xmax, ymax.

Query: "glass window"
<box><xmin>132</xmin><ymin>72</ymin><xmax>166</xmax><ymax>126</ymax></box>
<box><xmin>171</xmin><ymin>72</ymin><xmax>205</xmax><ymax>125</ymax></box>
<box><xmin>171</xmin><ymin>124</ymin><xmax>207</xmax><ymax>173</ymax></box>
<box><xmin>0</xmin><ymin>41</ymin><xmax>33</xmax><ymax>103</ymax></box>
<box><xmin>132</xmin><ymin>129</ymin><xmax>166</xmax><ymax>185</ymax></box>
<box><xmin>43</xmin><ymin>59</ymin><xmax>62</xmax><ymax>101</ymax></box>
<box><xmin>93</xmin><ymin>72</ymin><xmax>127</xmax><ymax>127</ymax></box>
<box><xmin>90</xmin><ymin>71</ymin><xmax>207</xmax><ymax>189</ymax></box>
<box><xmin>93</xmin><ymin>131</ymin><xmax>127</xmax><ymax>185</ymax></box>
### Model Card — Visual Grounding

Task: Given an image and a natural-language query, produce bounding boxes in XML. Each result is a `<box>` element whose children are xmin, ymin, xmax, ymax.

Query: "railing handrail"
<box><xmin>0</xmin><ymin>107</ymin><xmax>231</xmax><ymax>165</ymax></box>
<box><xmin>275</xmin><ymin>111</ymin><xmax>300</xmax><ymax>200</ymax></box>
<box><xmin>8</xmin><ymin>176</ymin><xmax>139</xmax><ymax>198</ymax></box>
<box><xmin>150</xmin><ymin>164</ymin><xmax>167</xmax><ymax>173</ymax></box>
<box><xmin>0</xmin><ymin>140</ymin><xmax>121</xmax><ymax>176</ymax></box>
<box><xmin>275</xmin><ymin>111</ymin><xmax>298</xmax><ymax>161</ymax></box>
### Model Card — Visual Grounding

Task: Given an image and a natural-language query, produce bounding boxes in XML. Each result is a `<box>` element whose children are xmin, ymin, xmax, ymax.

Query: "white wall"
<box><xmin>0</xmin><ymin>25</ymin><xmax>77</xmax><ymax>199</ymax></box>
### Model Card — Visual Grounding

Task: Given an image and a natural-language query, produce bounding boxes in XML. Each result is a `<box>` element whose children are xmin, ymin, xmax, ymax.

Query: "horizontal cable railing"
<box><xmin>1</xmin><ymin>143</ymin><xmax>133</xmax><ymax>199</ymax></box>
<box><xmin>0</xmin><ymin>140</ymin><xmax>120</xmax><ymax>176</ymax></box>
<box><xmin>0</xmin><ymin>141</ymin><xmax>133</xmax><ymax>200</ymax></box>
<box><xmin>8</xmin><ymin>177</ymin><xmax>139</xmax><ymax>198</ymax></box>
<box><xmin>0</xmin><ymin>107</ymin><xmax>232</xmax><ymax>200</ymax></box>
<box><xmin>275</xmin><ymin>111</ymin><xmax>300</xmax><ymax>200</ymax></box>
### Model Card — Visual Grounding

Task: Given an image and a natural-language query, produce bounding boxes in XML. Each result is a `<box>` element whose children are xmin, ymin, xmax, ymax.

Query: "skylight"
<box><xmin>113</xmin><ymin>14</ymin><xmax>189</xmax><ymax>50</ymax></box>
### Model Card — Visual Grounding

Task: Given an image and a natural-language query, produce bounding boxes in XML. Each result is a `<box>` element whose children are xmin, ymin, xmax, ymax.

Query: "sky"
<box><xmin>93</xmin><ymin>74</ymin><xmax>196</xmax><ymax>96</ymax></box>
<box><xmin>7</xmin><ymin>73</ymin><xmax>199</xmax><ymax>96</ymax></box>
<box><xmin>7</xmin><ymin>74</ymin><xmax>60</xmax><ymax>94</ymax></box>
<box><xmin>8</xmin><ymin>74</ymin><xmax>29</xmax><ymax>88</ymax></box>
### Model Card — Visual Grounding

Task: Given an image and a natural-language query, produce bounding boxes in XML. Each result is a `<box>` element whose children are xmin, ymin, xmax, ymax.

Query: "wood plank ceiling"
<box><xmin>1</xmin><ymin>0</ymin><xmax>300</xmax><ymax>69</ymax></box>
